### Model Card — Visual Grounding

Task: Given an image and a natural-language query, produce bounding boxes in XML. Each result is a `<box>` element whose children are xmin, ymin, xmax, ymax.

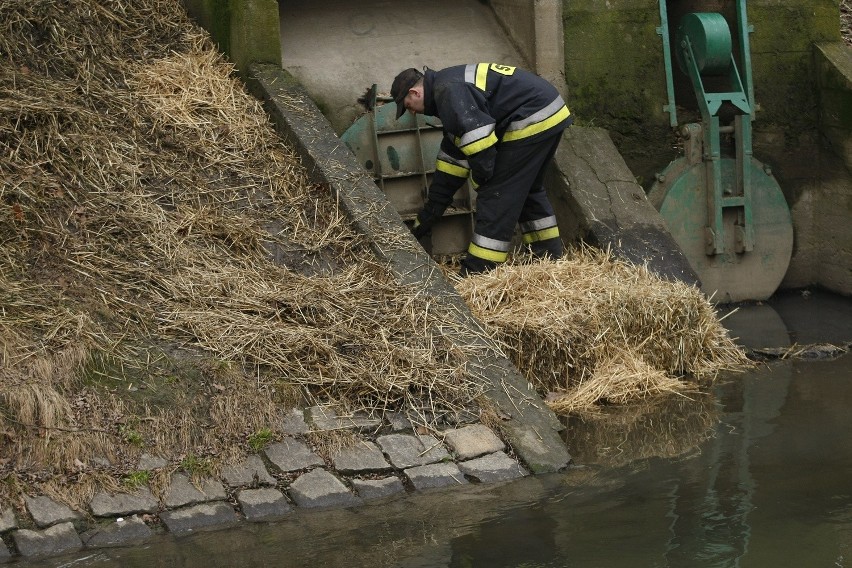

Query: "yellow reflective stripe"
<box><xmin>459</xmin><ymin>131</ymin><xmax>498</xmax><ymax>156</ymax></box>
<box><xmin>475</xmin><ymin>63</ymin><xmax>489</xmax><ymax>91</ymax></box>
<box><xmin>502</xmin><ymin>105</ymin><xmax>571</xmax><ymax>142</ymax></box>
<box><xmin>468</xmin><ymin>242</ymin><xmax>509</xmax><ymax>263</ymax></box>
<box><xmin>436</xmin><ymin>159</ymin><xmax>469</xmax><ymax>178</ymax></box>
<box><xmin>469</xmin><ymin>177</ymin><xmax>479</xmax><ymax>190</ymax></box>
<box><xmin>522</xmin><ymin>226</ymin><xmax>560</xmax><ymax>244</ymax></box>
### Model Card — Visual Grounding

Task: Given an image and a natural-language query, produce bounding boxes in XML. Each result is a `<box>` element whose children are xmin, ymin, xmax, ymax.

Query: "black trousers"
<box><xmin>461</xmin><ymin>130</ymin><xmax>565</xmax><ymax>275</ymax></box>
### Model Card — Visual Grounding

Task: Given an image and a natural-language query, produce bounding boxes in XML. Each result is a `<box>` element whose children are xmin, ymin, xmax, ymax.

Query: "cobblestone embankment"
<box><xmin>0</xmin><ymin>408</ymin><xmax>530</xmax><ymax>562</ymax></box>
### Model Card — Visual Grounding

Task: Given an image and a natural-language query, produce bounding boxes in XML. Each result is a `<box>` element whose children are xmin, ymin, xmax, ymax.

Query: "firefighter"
<box><xmin>391</xmin><ymin>64</ymin><xmax>572</xmax><ymax>275</ymax></box>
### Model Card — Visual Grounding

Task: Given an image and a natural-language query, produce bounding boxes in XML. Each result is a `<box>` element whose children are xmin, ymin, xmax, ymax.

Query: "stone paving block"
<box><xmin>282</xmin><ymin>408</ymin><xmax>310</xmax><ymax>435</ymax></box>
<box><xmin>82</xmin><ymin>515</ymin><xmax>154</xmax><ymax>548</ymax></box>
<box><xmin>404</xmin><ymin>463</ymin><xmax>468</xmax><ymax>491</ymax></box>
<box><xmin>12</xmin><ymin>522</ymin><xmax>82</xmax><ymax>558</ymax></box>
<box><xmin>137</xmin><ymin>453</ymin><xmax>168</xmax><ymax>470</ymax></box>
<box><xmin>165</xmin><ymin>473</ymin><xmax>227</xmax><ymax>508</ymax></box>
<box><xmin>237</xmin><ymin>487</ymin><xmax>292</xmax><ymax>521</ymax></box>
<box><xmin>221</xmin><ymin>454</ymin><xmax>276</xmax><ymax>487</ymax></box>
<box><xmin>288</xmin><ymin>469</ymin><xmax>361</xmax><ymax>509</ymax></box>
<box><xmin>350</xmin><ymin>477</ymin><xmax>406</xmax><ymax>501</ymax></box>
<box><xmin>387</xmin><ymin>412</ymin><xmax>412</xmax><ymax>432</ymax></box>
<box><xmin>457</xmin><ymin>452</ymin><xmax>528</xmax><ymax>483</ymax></box>
<box><xmin>375</xmin><ymin>434</ymin><xmax>450</xmax><ymax>469</ymax></box>
<box><xmin>443</xmin><ymin>424</ymin><xmax>505</xmax><ymax>460</ymax></box>
<box><xmin>160</xmin><ymin>502</ymin><xmax>239</xmax><ymax>535</ymax></box>
<box><xmin>0</xmin><ymin>507</ymin><xmax>17</xmax><ymax>533</ymax></box>
<box><xmin>89</xmin><ymin>488</ymin><xmax>158</xmax><ymax>518</ymax></box>
<box><xmin>331</xmin><ymin>441</ymin><xmax>392</xmax><ymax>474</ymax></box>
<box><xmin>306</xmin><ymin>407</ymin><xmax>382</xmax><ymax>432</ymax></box>
<box><xmin>24</xmin><ymin>495</ymin><xmax>80</xmax><ymax>528</ymax></box>
<box><xmin>263</xmin><ymin>438</ymin><xmax>324</xmax><ymax>473</ymax></box>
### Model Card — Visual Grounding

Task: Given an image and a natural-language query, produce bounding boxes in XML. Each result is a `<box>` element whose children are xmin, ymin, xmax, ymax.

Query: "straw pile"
<box><xmin>455</xmin><ymin>248</ymin><xmax>751</xmax><ymax>415</ymax></box>
<box><xmin>0</xmin><ymin>0</ymin><xmax>481</xmax><ymax>508</ymax></box>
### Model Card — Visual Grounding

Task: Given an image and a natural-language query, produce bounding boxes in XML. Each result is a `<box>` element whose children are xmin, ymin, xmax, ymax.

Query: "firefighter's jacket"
<box><xmin>414</xmin><ymin>63</ymin><xmax>572</xmax><ymax>230</ymax></box>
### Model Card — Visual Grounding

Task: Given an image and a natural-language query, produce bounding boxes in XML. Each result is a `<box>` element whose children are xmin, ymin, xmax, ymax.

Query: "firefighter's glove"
<box><xmin>411</xmin><ymin>214</ymin><xmax>435</xmax><ymax>239</ymax></box>
<box><xmin>411</xmin><ymin>202</ymin><xmax>445</xmax><ymax>239</ymax></box>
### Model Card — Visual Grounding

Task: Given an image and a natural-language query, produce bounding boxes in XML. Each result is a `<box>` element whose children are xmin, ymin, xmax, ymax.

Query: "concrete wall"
<box><xmin>810</xmin><ymin>43</ymin><xmax>852</xmax><ymax>294</ymax></box>
<box><xmin>181</xmin><ymin>0</ymin><xmax>280</xmax><ymax>75</ymax></box>
<box><xmin>490</xmin><ymin>0</ymin><xmax>566</xmax><ymax>93</ymax></box>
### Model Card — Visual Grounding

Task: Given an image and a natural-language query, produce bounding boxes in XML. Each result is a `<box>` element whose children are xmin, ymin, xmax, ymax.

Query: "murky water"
<box><xmin>25</xmin><ymin>291</ymin><xmax>852</xmax><ymax>568</ymax></box>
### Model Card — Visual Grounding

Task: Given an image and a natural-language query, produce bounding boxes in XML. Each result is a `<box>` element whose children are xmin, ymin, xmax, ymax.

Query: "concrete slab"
<box><xmin>350</xmin><ymin>477</ymin><xmax>406</xmax><ymax>501</ymax></box>
<box><xmin>221</xmin><ymin>454</ymin><xmax>276</xmax><ymax>487</ymax></box>
<box><xmin>82</xmin><ymin>515</ymin><xmax>154</xmax><ymax>548</ymax></box>
<box><xmin>24</xmin><ymin>495</ymin><xmax>80</xmax><ymax>528</ymax></box>
<box><xmin>386</xmin><ymin>412</ymin><xmax>412</xmax><ymax>432</ymax></box>
<box><xmin>137</xmin><ymin>453</ymin><xmax>168</xmax><ymax>470</ymax></box>
<box><xmin>404</xmin><ymin>463</ymin><xmax>468</xmax><ymax>491</ymax></box>
<box><xmin>442</xmin><ymin>425</ymin><xmax>505</xmax><ymax>460</ymax></box>
<box><xmin>375</xmin><ymin>434</ymin><xmax>449</xmax><ymax>469</ymax></box>
<box><xmin>237</xmin><ymin>487</ymin><xmax>292</xmax><ymax>521</ymax></box>
<box><xmin>306</xmin><ymin>407</ymin><xmax>382</xmax><ymax>432</ymax></box>
<box><xmin>331</xmin><ymin>441</ymin><xmax>392</xmax><ymax>474</ymax></box>
<box><xmin>288</xmin><ymin>469</ymin><xmax>361</xmax><ymax>509</ymax></box>
<box><xmin>263</xmin><ymin>438</ymin><xmax>324</xmax><ymax>473</ymax></box>
<box><xmin>0</xmin><ymin>507</ymin><xmax>15</xmax><ymax>533</ymax></box>
<box><xmin>12</xmin><ymin>522</ymin><xmax>82</xmax><ymax>558</ymax></box>
<box><xmin>159</xmin><ymin>502</ymin><xmax>239</xmax><ymax>535</ymax></box>
<box><xmin>279</xmin><ymin>0</ymin><xmax>526</xmax><ymax>135</ymax></box>
<box><xmin>89</xmin><ymin>488</ymin><xmax>158</xmax><ymax>518</ymax></box>
<box><xmin>164</xmin><ymin>473</ymin><xmax>227</xmax><ymax>509</ymax></box>
<box><xmin>457</xmin><ymin>451</ymin><xmax>528</xmax><ymax>483</ymax></box>
<box><xmin>281</xmin><ymin>407</ymin><xmax>310</xmax><ymax>435</ymax></box>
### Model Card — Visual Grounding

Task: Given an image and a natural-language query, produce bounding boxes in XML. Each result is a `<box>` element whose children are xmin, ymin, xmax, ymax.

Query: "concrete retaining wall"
<box><xmin>490</xmin><ymin>0</ymin><xmax>566</xmax><ymax>93</ymax></box>
<box><xmin>809</xmin><ymin>43</ymin><xmax>852</xmax><ymax>295</ymax></box>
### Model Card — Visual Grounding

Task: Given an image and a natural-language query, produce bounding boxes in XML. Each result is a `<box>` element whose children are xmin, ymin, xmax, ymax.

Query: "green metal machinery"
<box><xmin>650</xmin><ymin>1</ymin><xmax>793</xmax><ymax>303</ymax></box>
<box><xmin>340</xmin><ymin>86</ymin><xmax>476</xmax><ymax>257</ymax></box>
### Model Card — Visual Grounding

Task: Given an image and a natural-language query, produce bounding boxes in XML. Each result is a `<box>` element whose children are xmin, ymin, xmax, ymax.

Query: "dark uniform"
<box><xmin>408</xmin><ymin>63</ymin><xmax>572</xmax><ymax>275</ymax></box>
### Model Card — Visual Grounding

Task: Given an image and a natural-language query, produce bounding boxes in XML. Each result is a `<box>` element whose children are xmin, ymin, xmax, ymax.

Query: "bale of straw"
<box><xmin>456</xmin><ymin>248</ymin><xmax>751</xmax><ymax>414</ymax></box>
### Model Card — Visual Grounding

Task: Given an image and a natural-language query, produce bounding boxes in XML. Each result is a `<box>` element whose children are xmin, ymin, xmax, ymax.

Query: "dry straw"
<box><xmin>456</xmin><ymin>248</ymin><xmax>751</xmax><ymax>415</ymax></box>
<box><xmin>0</xmin><ymin>0</ymin><xmax>480</xmax><ymax>508</ymax></box>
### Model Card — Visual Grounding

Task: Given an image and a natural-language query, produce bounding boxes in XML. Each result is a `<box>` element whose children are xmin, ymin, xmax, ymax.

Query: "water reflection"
<box><xmin>563</xmin><ymin>393</ymin><xmax>720</xmax><ymax>468</ymax></box>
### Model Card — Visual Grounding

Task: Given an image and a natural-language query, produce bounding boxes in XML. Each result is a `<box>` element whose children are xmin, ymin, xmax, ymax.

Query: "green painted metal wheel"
<box><xmin>648</xmin><ymin>156</ymin><xmax>793</xmax><ymax>303</ymax></box>
<box><xmin>675</xmin><ymin>12</ymin><xmax>733</xmax><ymax>76</ymax></box>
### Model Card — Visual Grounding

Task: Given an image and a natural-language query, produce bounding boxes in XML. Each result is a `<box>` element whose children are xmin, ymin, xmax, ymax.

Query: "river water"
<box><xmin>26</xmin><ymin>291</ymin><xmax>852</xmax><ymax>568</ymax></box>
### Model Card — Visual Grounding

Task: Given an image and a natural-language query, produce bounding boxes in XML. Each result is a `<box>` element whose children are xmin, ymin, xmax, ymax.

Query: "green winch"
<box><xmin>650</xmin><ymin>1</ymin><xmax>793</xmax><ymax>303</ymax></box>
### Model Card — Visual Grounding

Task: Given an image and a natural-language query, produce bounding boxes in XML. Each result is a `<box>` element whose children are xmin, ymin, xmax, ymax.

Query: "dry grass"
<box><xmin>0</xmin><ymin>0</ymin><xmax>481</xmax><ymax>510</ymax></box>
<box><xmin>456</xmin><ymin>248</ymin><xmax>751</xmax><ymax>415</ymax></box>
